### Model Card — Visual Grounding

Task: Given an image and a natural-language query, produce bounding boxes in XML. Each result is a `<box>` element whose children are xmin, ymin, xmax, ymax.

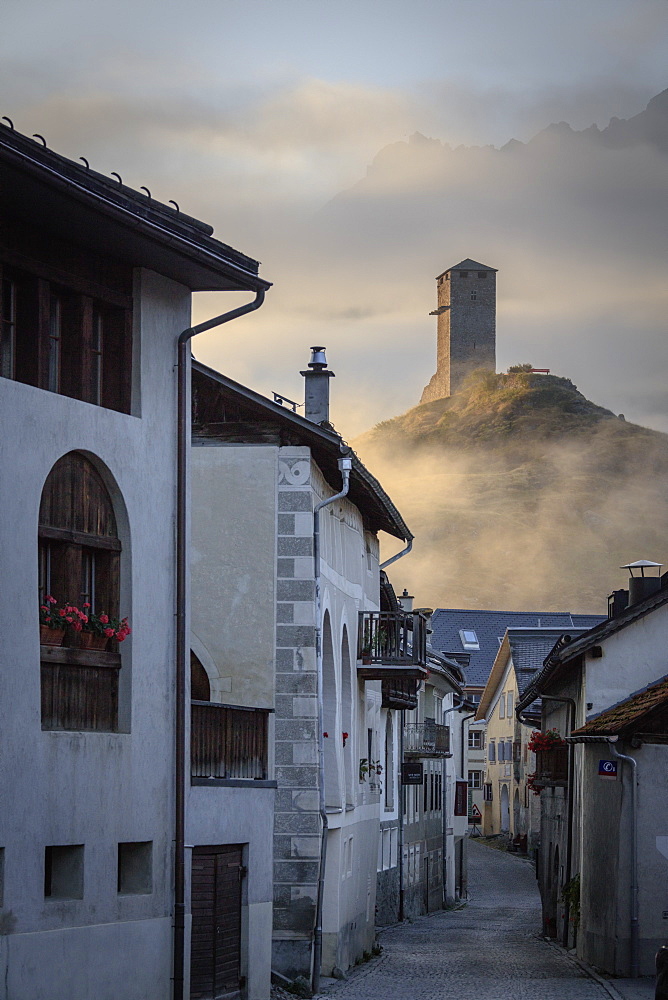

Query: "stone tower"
<box><xmin>421</xmin><ymin>258</ymin><xmax>497</xmax><ymax>402</ymax></box>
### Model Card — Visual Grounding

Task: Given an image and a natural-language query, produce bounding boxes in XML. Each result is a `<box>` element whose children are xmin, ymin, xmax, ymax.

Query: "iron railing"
<box><xmin>403</xmin><ymin>722</ymin><xmax>451</xmax><ymax>757</ymax></box>
<box><xmin>358</xmin><ymin>611</ymin><xmax>427</xmax><ymax>667</ymax></box>
<box><xmin>191</xmin><ymin>701</ymin><xmax>269</xmax><ymax>780</ymax></box>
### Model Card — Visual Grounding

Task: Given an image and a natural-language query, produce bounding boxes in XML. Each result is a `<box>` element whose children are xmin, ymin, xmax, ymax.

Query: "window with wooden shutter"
<box><xmin>39</xmin><ymin>452</ymin><xmax>123</xmax><ymax>732</ymax></box>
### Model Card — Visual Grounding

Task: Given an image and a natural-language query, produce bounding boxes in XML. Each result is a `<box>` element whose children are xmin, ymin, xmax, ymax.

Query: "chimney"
<box><xmin>301</xmin><ymin>346</ymin><xmax>334</xmax><ymax>425</ymax></box>
<box><xmin>621</xmin><ymin>560</ymin><xmax>662</xmax><ymax>607</ymax></box>
<box><xmin>397</xmin><ymin>588</ymin><xmax>414</xmax><ymax>613</ymax></box>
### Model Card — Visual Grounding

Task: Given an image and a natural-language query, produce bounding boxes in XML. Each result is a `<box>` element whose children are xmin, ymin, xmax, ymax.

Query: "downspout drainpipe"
<box><xmin>459</xmin><ymin>711</ymin><xmax>475</xmax><ymax>899</ymax></box>
<box><xmin>312</xmin><ymin>456</ymin><xmax>352</xmax><ymax>996</ymax></box>
<box><xmin>539</xmin><ymin>695</ymin><xmax>576</xmax><ymax>948</ymax></box>
<box><xmin>608</xmin><ymin>740</ymin><xmax>639</xmax><ymax>977</ymax></box>
<box><xmin>398</xmin><ymin>709</ymin><xmax>406</xmax><ymax>922</ymax></box>
<box><xmin>379</xmin><ymin>537</ymin><xmax>412</xmax><ymax>571</ymax></box>
<box><xmin>174</xmin><ymin>288</ymin><xmax>266</xmax><ymax>1000</ymax></box>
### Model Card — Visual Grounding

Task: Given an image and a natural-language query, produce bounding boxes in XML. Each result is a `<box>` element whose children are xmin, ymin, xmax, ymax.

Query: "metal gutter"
<box><xmin>174</xmin><ymin>289</ymin><xmax>267</xmax><ymax>1000</ymax></box>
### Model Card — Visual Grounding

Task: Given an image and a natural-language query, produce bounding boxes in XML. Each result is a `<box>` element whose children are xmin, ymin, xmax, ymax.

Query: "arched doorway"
<box><xmin>500</xmin><ymin>784</ymin><xmax>510</xmax><ymax>833</ymax></box>
<box><xmin>322</xmin><ymin>611</ymin><xmax>341</xmax><ymax>809</ymax></box>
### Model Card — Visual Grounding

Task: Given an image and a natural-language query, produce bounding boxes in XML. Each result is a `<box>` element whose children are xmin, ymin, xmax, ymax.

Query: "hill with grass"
<box><xmin>355</xmin><ymin>370</ymin><xmax>668</xmax><ymax>613</ymax></box>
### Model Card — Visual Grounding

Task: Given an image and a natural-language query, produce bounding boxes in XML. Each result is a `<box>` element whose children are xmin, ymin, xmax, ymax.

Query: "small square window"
<box><xmin>459</xmin><ymin>629</ymin><xmax>479</xmax><ymax>650</ymax></box>
<box><xmin>459</xmin><ymin>271</ymin><xmax>469</xmax><ymax>278</ymax></box>
<box><xmin>117</xmin><ymin>841</ymin><xmax>153</xmax><ymax>895</ymax></box>
<box><xmin>44</xmin><ymin>845</ymin><xmax>84</xmax><ymax>900</ymax></box>
<box><xmin>477</xmin><ymin>272</ymin><xmax>487</xmax><ymax>278</ymax></box>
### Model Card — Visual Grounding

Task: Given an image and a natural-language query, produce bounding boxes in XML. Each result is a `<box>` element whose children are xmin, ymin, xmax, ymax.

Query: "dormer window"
<box><xmin>459</xmin><ymin>629</ymin><xmax>479</xmax><ymax>650</ymax></box>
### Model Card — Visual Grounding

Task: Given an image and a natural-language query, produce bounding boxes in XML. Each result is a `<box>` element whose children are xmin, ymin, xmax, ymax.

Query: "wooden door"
<box><xmin>191</xmin><ymin>845</ymin><xmax>245</xmax><ymax>1000</ymax></box>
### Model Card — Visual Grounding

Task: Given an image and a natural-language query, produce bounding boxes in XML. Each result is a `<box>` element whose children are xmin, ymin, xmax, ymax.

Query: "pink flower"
<box><xmin>99</xmin><ymin>614</ymin><xmax>109</xmax><ymax>624</ymax></box>
<box><xmin>73</xmin><ymin>621</ymin><xmax>82</xmax><ymax>632</ymax></box>
<box><xmin>40</xmin><ymin>605</ymin><xmax>48</xmax><ymax>611</ymax></box>
<box><xmin>80</xmin><ymin>614</ymin><xmax>88</xmax><ymax>623</ymax></box>
<box><xmin>46</xmin><ymin>595</ymin><xmax>56</xmax><ymax>604</ymax></box>
<box><xmin>83</xmin><ymin>602</ymin><xmax>91</xmax><ymax>608</ymax></box>
<box><xmin>65</xmin><ymin>616</ymin><xmax>73</xmax><ymax>623</ymax></box>
<box><xmin>104</xmin><ymin>628</ymin><xmax>114</xmax><ymax>638</ymax></box>
<box><xmin>116</xmin><ymin>632</ymin><xmax>126</xmax><ymax>642</ymax></box>
<box><xmin>59</xmin><ymin>610</ymin><xmax>66</xmax><ymax>617</ymax></box>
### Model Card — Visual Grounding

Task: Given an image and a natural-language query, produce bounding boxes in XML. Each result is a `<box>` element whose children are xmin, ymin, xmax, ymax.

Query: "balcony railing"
<box><xmin>41</xmin><ymin>645</ymin><xmax>120</xmax><ymax>732</ymax></box>
<box><xmin>404</xmin><ymin>722</ymin><xmax>451</xmax><ymax>757</ymax></box>
<box><xmin>191</xmin><ymin>701</ymin><xmax>269</xmax><ymax>781</ymax></box>
<box><xmin>535</xmin><ymin>746</ymin><xmax>568</xmax><ymax>785</ymax></box>
<box><xmin>357</xmin><ymin>611</ymin><xmax>428</xmax><ymax>680</ymax></box>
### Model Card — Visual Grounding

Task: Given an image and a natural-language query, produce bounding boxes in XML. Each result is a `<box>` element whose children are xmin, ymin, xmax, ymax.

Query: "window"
<box><xmin>459</xmin><ymin>629</ymin><xmax>479</xmax><ymax>650</ymax></box>
<box><xmin>499</xmin><ymin>694</ymin><xmax>505</xmax><ymax>719</ymax></box>
<box><xmin>39</xmin><ymin>453</ymin><xmax>123</xmax><ymax>732</ymax></box>
<box><xmin>1</xmin><ymin>275</ymin><xmax>16</xmax><ymax>378</ymax></box>
<box><xmin>477</xmin><ymin>272</ymin><xmax>487</xmax><ymax>279</ymax></box>
<box><xmin>483</xmin><ymin>783</ymin><xmax>493</xmax><ymax>801</ymax></box>
<box><xmin>0</xmin><ymin>264</ymin><xmax>131</xmax><ymax>413</ymax></box>
<box><xmin>468</xmin><ymin>730</ymin><xmax>484</xmax><ymax>749</ymax></box>
<box><xmin>117</xmin><ymin>842</ymin><xmax>152</xmax><ymax>894</ymax></box>
<box><xmin>468</xmin><ymin>770</ymin><xmax>482</xmax><ymax>789</ymax></box>
<box><xmin>506</xmin><ymin>691</ymin><xmax>514</xmax><ymax>717</ymax></box>
<box><xmin>513</xmin><ymin>741</ymin><xmax>521</xmax><ymax>762</ymax></box>
<box><xmin>488</xmin><ymin>740</ymin><xmax>496</xmax><ymax>763</ymax></box>
<box><xmin>44</xmin><ymin>845</ymin><xmax>84</xmax><ymax>899</ymax></box>
<box><xmin>459</xmin><ymin>271</ymin><xmax>469</xmax><ymax>278</ymax></box>
<box><xmin>470</xmin><ymin>290</ymin><xmax>477</xmax><ymax>301</ymax></box>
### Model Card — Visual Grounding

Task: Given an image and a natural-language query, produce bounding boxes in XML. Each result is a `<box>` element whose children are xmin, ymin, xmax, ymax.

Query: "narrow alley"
<box><xmin>319</xmin><ymin>841</ymin><xmax>643</xmax><ymax>1000</ymax></box>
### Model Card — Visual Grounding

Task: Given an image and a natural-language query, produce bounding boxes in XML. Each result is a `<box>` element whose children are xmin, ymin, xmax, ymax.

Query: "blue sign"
<box><xmin>598</xmin><ymin>759</ymin><xmax>618</xmax><ymax>779</ymax></box>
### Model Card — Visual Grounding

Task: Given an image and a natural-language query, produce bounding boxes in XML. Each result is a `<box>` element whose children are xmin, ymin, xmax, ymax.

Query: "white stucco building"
<box><xmin>0</xmin><ymin>124</ymin><xmax>268</xmax><ymax>999</ymax></box>
<box><xmin>191</xmin><ymin>353</ymin><xmax>418</xmax><ymax>986</ymax></box>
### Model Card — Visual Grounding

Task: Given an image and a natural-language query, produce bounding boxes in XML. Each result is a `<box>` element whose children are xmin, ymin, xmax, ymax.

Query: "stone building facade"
<box><xmin>421</xmin><ymin>258</ymin><xmax>497</xmax><ymax>402</ymax></box>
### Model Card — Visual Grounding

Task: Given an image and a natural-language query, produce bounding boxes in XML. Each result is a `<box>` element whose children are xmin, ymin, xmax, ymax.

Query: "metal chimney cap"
<box><xmin>308</xmin><ymin>346</ymin><xmax>328</xmax><ymax>369</ymax></box>
<box><xmin>621</xmin><ymin>560</ymin><xmax>663</xmax><ymax>576</ymax></box>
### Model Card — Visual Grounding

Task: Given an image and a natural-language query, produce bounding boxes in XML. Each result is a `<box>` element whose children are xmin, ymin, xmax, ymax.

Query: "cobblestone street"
<box><xmin>320</xmin><ymin>840</ymin><xmax>652</xmax><ymax>1000</ymax></box>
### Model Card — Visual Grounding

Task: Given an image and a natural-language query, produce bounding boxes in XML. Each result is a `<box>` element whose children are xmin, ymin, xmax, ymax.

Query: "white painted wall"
<box><xmin>0</xmin><ymin>269</ymin><xmax>186</xmax><ymax>1000</ymax></box>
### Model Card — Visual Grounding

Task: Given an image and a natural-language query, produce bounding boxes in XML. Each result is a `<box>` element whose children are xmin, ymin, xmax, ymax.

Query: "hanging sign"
<box><xmin>401</xmin><ymin>762</ymin><xmax>423</xmax><ymax>785</ymax></box>
<box><xmin>598</xmin><ymin>759</ymin><xmax>618</xmax><ymax>780</ymax></box>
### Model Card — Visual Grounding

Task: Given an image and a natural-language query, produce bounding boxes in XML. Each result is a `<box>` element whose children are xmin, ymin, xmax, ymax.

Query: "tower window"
<box><xmin>459</xmin><ymin>271</ymin><xmax>468</xmax><ymax>278</ymax></box>
<box><xmin>471</xmin><ymin>291</ymin><xmax>477</xmax><ymax>301</ymax></box>
<box><xmin>478</xmin><ymin>272</ymin><xmax>487</xmax><ymax>278</ymax></box>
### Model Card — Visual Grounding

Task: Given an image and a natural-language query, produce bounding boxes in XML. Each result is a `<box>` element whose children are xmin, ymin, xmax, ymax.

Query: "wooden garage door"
<box><xmin>191</xmin><ymin>845</ymin><xmax>245</xmax><ymax>1000</ymax></box>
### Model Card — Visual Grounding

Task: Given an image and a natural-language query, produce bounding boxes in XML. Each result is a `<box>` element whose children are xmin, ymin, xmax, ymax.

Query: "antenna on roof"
<box><xmin>79</xmin><ymin>157</ymin><xmax>90</xmax><ymax>170</ymax></box>
<box><xmin>1</xmin><ymin>117</ymin><xmax>14</xmax><ymax>129</ymax></box>
<box><xmin>32</xmin><ymin>134</ymin><xmax>47</xmax><ymax>147</ymax></box>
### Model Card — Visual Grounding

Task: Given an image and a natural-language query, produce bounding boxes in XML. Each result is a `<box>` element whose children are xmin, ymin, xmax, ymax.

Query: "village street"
<box><xmin>317</xmin><ymin>841</ymin><xmax>654</xmax><ymax>1000</ymax></box>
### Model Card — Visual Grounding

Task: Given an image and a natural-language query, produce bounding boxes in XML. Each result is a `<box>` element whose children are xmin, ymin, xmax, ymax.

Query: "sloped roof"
<box><xmin>0</xmin><ymin>122</ymin><xmax>269</xmax><ymax>293</ymax></box>
<box><xmin>192</xmin><ymin>361</ymin><xmax>412</xmax><ymax>541</ymax></box>
<box><xmin>516</xmin><ymin>583</ymin><xmax>668</xmax><ymax>714</ymax></box>
<box><xmin>430</xmin><ymin>609</ymin><xmax>604</xmax><ymax>688</ymax></box>
<box><xmin>475</xmin><ymin>626</ymin><xmax>593</xmax><ymax>722</ymax></box>
<box><xmin>571</xmin><ymin>675</ymin><xmax>668</xmax><ymax>737</ymax></box>
<box><xmin>436</xmin><ymin>258</ymin><xmax>498</xmax><ymax>278</ymax></box>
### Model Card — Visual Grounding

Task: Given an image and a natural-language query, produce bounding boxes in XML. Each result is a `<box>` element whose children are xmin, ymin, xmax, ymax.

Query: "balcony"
<box><xmin>191</xmin><ymin>701</ymin><xmax>269</xmax><ymax>782</ymax></box>
<box><xmin>41</xmin><ymin>645</ymin><xmax>120</xmax><ymax>732</ymax></box>
<box><xmin>534</xmin><ymin>746</ymin><xmax>569</xmax><ymax>786</ymax></box>
<box><xmin>357</xmin><ymin>611</ymin><xmax>428</xmax><ymax>681</ymax></box>
<box><xmin>381</xmin><ymin>677</ymin><xmax>420</xmax><ymax>710</ymax></box>
<box><xmin>404</xmin><ymin>722</ymin><xmax>451</xmax><ymax>758</ymax></box>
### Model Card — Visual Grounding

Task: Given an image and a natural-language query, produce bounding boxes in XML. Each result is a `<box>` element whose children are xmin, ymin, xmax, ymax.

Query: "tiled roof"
<box><xmin>516</xmin><ymin>584</ymin><xmax>668</xmax><ymax>714</ymax></box>
<box><xmin>430</xmin><ymin>610</ymin><xmax>604</xmax><ymax>688</ymax></box>
<box><xmin>572</xmin><ymin>675</ymin><xmax>668</xmax><ymax>736</ymax></box>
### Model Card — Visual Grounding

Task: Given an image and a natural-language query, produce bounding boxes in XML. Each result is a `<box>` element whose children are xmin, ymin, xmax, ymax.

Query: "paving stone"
<box><xmin>318</xmin><ymin>841</ymin><xmax>614</xmax><ymax>999</ymax></box>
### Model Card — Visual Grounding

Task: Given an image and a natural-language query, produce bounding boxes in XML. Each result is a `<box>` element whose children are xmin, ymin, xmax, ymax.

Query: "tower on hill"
<box><xmin>421</xmin><ymin>258</ymin><xmax>497</xmax><ymax>402</ymax></box>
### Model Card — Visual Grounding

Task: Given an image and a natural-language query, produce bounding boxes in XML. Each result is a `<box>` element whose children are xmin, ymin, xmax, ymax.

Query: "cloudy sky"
<box><xmin>3</xmin><ymin>0</ymin><xmax>667</xmax><ymax>434</ymax></box>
